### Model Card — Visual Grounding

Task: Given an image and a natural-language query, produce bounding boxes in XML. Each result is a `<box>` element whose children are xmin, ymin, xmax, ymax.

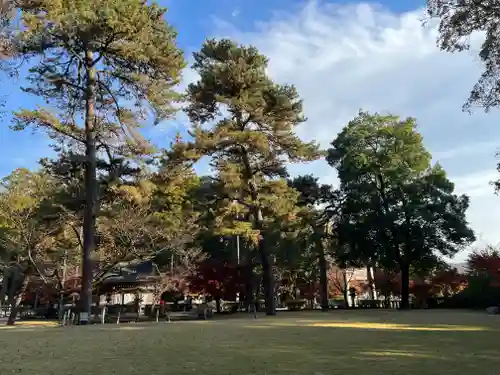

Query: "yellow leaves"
<box><xmin>12</xmin><ymin>107</ymin><xmax>84</xmax><ymax>142</ymax></box>
<box><xmin>109</xmin><ymin>179</ymin><xmax>155</xmax><ymax>205</ymax></box>
<box><xmin>0</xmin><ymin>169</ymin><xmax>56</xmax><ymax>261</ymax></box>
<box><xmin>219</xmin><ymin>164</ymin><xmax>243</xmax><ymax>190</ymax></box>
<box><xmin>215</xmin><ymin>221</ymin><xmax>260</xmax><ymax>244</ymax></box>
<box><xmin>15</xmin><ymin>0</ymin><xmax>185</xmax><ymax>133</ymax></box>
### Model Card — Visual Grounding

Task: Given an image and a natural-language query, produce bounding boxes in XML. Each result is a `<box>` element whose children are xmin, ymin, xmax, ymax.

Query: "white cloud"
<box><xmin>433</xmin><ymin>140</ymin><xmax>500</xmax><ymax>161</ymax></box>
<box><xmin>210</xmin><ymin>0</ymin><xmax>500</xmax><ymax>258</ymax></box>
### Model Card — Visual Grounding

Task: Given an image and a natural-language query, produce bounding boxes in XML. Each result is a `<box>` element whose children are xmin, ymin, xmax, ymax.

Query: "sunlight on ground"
<box><xmin>0</xmin><ymin>311</ymin><xmax>498</xmax><ymax>375</ymax></box>
<box><xmin>112</xmin><ymin>326</ymin><xmax>145</xmax><ymax>331</ymax></box>
<box><xmin>0</xmin><ymin>320</ymin><xmax>59</xmax><ymax>329</ymax></box>
<box><xmin>361</xmin><ymin>350</ymin><xmax>439</xmax><ymax>359</ymax></box>
<box><xmin>246</xmin><ymin>320</ymin><xmax>488</xmax><ymax>331</ymax></box>
<box><xmin>306</xmin><ymin>321</ymin><xmax>487</xmax><ymax>331</ymax></box>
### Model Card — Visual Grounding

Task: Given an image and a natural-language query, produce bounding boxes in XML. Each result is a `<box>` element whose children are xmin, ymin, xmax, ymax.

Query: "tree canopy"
<box><xmin>0</xmin><ymin>6</ymin><xmax>487</xmax><ymax>322</ymax></box>
<box><xmin>10</xmin><ymin>0</ymin><xmax>185</xmax><ymax>322</ymax></box>
<box><xmin>327</xmin><ymin>111</ymin><xmax>475</xmax><ymax>308</ymax></box>
<box><xmin>171</xmin><ymin>39</ymin><xmax>321</xmax><ymax>314</ymax></box>
<box><xmin>426</xmin><ymin>0</ymin><xmax>500</xmax><ymax>111</ymax></box>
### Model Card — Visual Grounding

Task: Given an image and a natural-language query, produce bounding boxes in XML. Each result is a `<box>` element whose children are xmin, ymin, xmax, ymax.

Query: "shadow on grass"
<box><xmin>1</xmin><ymin>312</ymin><xmax>499</xmax><ymax>375</ymax></box>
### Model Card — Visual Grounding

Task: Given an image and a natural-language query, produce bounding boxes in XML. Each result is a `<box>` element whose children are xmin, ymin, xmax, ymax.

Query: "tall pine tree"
<box><xmin>10</xmin><ymin>0</ymin><xmax>184</xmax><ymax>323</ymax></box>
<box><xmin>173</xmin><ymin>39</ymin><xmax>321</xmax><ymax>315</ymax></box>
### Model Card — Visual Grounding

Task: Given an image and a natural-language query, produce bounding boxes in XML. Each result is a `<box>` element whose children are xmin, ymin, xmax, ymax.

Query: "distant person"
<box><xmin>248</xmin><ymin>297</ymin><xmax>257</xmax><ymax>319</ymax></box>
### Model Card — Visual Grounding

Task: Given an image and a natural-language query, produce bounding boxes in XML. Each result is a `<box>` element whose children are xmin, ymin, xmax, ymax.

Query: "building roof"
<box><xmin>97</xmin><ymin>260</ymin><xmax>159</xmax><ymax>290</ymax></box>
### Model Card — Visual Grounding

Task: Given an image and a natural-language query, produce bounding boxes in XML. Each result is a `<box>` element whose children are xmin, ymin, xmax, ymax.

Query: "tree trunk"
<box><xmin>244</xmin><ymin>261</ymin><xmax>253</xmax><ymax>311</ymax></box>
<box><xmin>215</xmin><ymin>297</ymin><xmax>221</xmax><ymax>313</ymax></box>
<box><xmin>400</xmin><ymin>263</ymin><xmax>410</xmax><ymax>310</ymax></box>
<box><xmin>259</xmin><ymin>239</ymin><xmax>276</xmax><ymax>315</ymax></box>
<box><xmin>342</xmin><ymin>271</ymin><xmax>349</xmax><ymax>308</ymax></box>
<box><xmin>317</xmin><ymin>242</ymin><xmax>329</xmax><ymax>311</ymax></box>
<box><xmin>80</xmin><ymin>49</ymin><xmax>97</xmax><ymax>325</ymax></box>
<box><xmin>366</xmin><ymin>264</ymin><xmax>377</xmax><ymax>300</ymax></box>
<box><xmin>135</xmin><ymin>293</ymin><xmax>141</xmax><ymax>322</ymax></box>
<box><xmin>342</xmin><ymin>289</ymin><xmax>349</xmax><ymax>308</ymax></box>
<box><xmin>253</xmin><ymin>205</ymin><xmax>275</xmax><ymax>316</ymax></box>
<box><xmin>6</xmin><ymin>277</ymin><xmax>28</xmax><ymax>325</ymax></box>
<box><xmin>0</xmin><ymin>266</ymin><xmax>10</xmax><ymax>314</ymax></box>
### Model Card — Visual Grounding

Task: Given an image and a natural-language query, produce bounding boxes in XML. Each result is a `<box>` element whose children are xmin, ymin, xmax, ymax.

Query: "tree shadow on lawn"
<box><xmin>1</xmin><ymin>317</ymin><xmax>499</xmax><ymax>375</ymax></box>
<box><xmin>233</xmin><ymin>319</ymin><xmax>500</xmax><ymax>374</ymax></box>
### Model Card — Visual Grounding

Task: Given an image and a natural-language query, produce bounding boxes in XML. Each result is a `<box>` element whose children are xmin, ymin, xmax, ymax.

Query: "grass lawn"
<box><xmin>2</xmin><ymin>310</ymin><xmax>499</xmax><ymax>375</ymax></box>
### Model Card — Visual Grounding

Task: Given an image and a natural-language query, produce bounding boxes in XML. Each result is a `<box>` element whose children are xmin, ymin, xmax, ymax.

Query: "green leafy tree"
<box><xmin>10</xmin><ymin>0</ymin><xmax>185</xmax><ymax>322</ymax></box>
<box><xmin>273</xmin><ymin>218</ymin><xmax>321</xmax><ymax>307</ymax></box>
<box><xmin>39</xmin><ymin>146</ymin><xmax>202</xmax><ymax>295</ymax></box>
<box><xmin>0</xmin><ymin>0</ymin><xmax>16</xmax><ymax>116</ymax></box>
<box><xmin>426</xmin><ymin>0</ymin><xmax>499</xmax><ymax>111</ymax></box>
<box><xmin>173</xmin><ymin>39</ymin><xmax>321</xmax><ymax>315</ymax></box>
<box><xmin>39</xmin><ymin>145</ymin><xmax>154</xmax><ymax>285</ymax></box>
<box><xmin>328</xmin><ymin>111</ymin><xmax>475</xmax><ymax>308</ymax></box>
<box><xmin>289</xmin><ymin>175</ymin><xmax>337</xmax><ymax>310</ymax></box>
<box><xmin>0</xmin><ymin>0</ymin><xmax>15</xmax><ymax>64</ymax></box>
<box><xmin>0</xmin><ymin>169</ymin><xmax>62</xmax><ymax>324</ymax></box>
<box><xmin>426</xmin><ymin>0</ymin><xmax>500</xmax><ymax>191</ymax></box>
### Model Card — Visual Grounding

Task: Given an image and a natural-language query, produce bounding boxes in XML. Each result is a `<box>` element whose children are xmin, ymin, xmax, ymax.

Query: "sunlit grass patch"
<box><xmin>243</xmin><ymin>324</ymin><xmax>278</xmax><ymax>329</ymax></box>
<box><xmin>112</xmin><ymin>326</ymin><xmax>146</xmax><ymax>331</ymax></box>
<box><xmin>243</xmin><ymin>319</ymin><xmax>488</xmax><ymax>331</ymax></box>
<box><xmin>306</xmin><ymin>321</ymin><xmax>488</xmax><ymax>331</ymax></box>
<box><xmin>17</xmin><ymin>320</ymin><xmax>59</xmax><ymax>326</ymax></box>
<box><xmin>361</xmin><ymin>350</ymin><xmax>441</xmax><ymax>359</ymax></box>
<box><xmin>0</xmin><ymin>310</ymin><xmax>497</xmax><ymax>375</ymax></box>
<box><xmin>0</xmin><ymin>320</ymin><xmax>59</xmax><ymax>329</ymax></box>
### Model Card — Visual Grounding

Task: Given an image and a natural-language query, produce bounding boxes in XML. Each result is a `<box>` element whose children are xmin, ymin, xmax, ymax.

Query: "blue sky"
<box><xmin>2</xmin><ymin>0</ymin><xmax>500</xmax><ymax>255</ymax></box>
<box><xmin>0</xmin><ymin>0</ymin><xmax>425</xmax><ymax>176</ymax></box>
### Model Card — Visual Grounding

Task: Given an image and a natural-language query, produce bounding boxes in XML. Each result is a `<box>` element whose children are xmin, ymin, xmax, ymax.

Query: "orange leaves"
<box><xmin>187</xmin><ymin>260</ymin><xmax>244</xmax><ymax>300</ymax></box>
<box><xmin>467</xmin><ymin>247</ymin><xmax>500</xmax><ymax>287</ymax></box>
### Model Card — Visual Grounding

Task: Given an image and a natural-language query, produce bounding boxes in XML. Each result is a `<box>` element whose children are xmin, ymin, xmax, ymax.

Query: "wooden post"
<box><xmin>165</xmin><ymin>303</ymin><xmax>171</xmax><ymax>323</ymax></box>
<box><xmin>58</xmin><ymin>249</ymin><xmax>68</xmax><ymax>323</ymax></box>
<box><xmin>101</xmin><ymin>305</ymin><xmax>106</xmax><ymax>324</ymax></box>
<box><xmin>116</xmin><ymin>292</ymin><xmax>124</xmax><ymax>324</ymax></box>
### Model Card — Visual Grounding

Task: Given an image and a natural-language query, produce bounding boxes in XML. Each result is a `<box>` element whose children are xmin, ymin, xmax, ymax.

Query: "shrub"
<box><xmin>358</xmin><ymin>299</ymin><xmax>380</xmax><ymax>308</ymax></box>
<box><xmin>221</xmin><ymin>301</ymin><xmax>239</xmax><ymax>314</ymax></box>
<box><xmin>328</xmin><ymin>298</ymin><xmax>347</xmax><ymax>309</ymax></box>
<box><xmin>459</xmin><ymin>275</ymin><xmax>500</xmax><ymax>308</ymax></box>
<box><xmin>285</xmin><ymin>299</ymin><xmax>306</xmax><ymax>311</ymax></box>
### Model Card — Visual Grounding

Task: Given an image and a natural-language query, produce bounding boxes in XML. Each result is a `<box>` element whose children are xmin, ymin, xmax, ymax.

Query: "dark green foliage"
<box><xmin>426</xmin><ymin>0</ymin><xmax>500</xmax><ymax>111</ymax></box>
<box><xmin>328</xmin><ymin>111</ymin><xmax>475</xmax><ymax>308</ymax></box>
<box><xmin>426</xmin><ymin>0</ymin><xmax>500</xmax><ymax>192</ymax></box>
<box><xmin>288</xmin><ymin>175</ymin><xmax>338</xmax><ymax>310</ymax></box>
<box><xmin>172</xmin><ymin>39</ymin><xmax>321</xmax><ymax>314</ymax></box>
<box><xmin>8</xmin><ymin>0</ymin><xmax>185</xmax><ymax>321</ymax></box>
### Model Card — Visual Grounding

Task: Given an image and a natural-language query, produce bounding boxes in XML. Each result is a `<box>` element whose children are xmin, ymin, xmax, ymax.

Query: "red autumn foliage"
<box><xmin>409</xmin><ymin>277</ymin><xmax>433</xmax><ymax>299</ymax></box>
<box><xmin>430</xmin><ymin>268</ymin><xmax>467</xmax><ymax>296</ymax></box>
<box><xmin>467</xmin><ymin>248</ymin><xmax>500</xmax><ymax>287</ymax></box>
<box><xmin>21</xmin><ymin>281</ymin><xmax>59</xmax><ymax>305</ymax></box>
<box><xmin>297</xmin><ymin>280</ymin><xmax>319</xmax><ymax>300</ymax></box>
<box><xmin>187</xmin><ymin>259</ymin><xmax>244</xmax><ymax>300</ymax></box>
<box><xmin>374</xmin><ymin>270</ymin><xmax>401</xmax><ymax>298</ymax></box>
<box><xmin>327</xmin><ymin>266</ymin><xmax>366</xmax><ymax>297</ymax></box>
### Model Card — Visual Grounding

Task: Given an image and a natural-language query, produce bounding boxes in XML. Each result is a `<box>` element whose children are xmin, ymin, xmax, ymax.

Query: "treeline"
<box><xmin>0</xmin><ymin>0</ymin><xmax>495</xmax><ymax>323</ymax></box>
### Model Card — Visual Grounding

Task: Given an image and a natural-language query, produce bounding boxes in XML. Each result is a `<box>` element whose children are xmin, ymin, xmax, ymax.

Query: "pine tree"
<box><xmin>10</xmin><ymin>0</ymin><xmax>185</xmax><ymax>323</ymax></box>
<box><xmin>173</xmin><ymin>39</ymin><xmax>321</xmax><ymax>315</ymax></box>
<box><xmin>289</xmin><ymin>175</ymin><xmax>338</xmax><ymax>311</ymax></box>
